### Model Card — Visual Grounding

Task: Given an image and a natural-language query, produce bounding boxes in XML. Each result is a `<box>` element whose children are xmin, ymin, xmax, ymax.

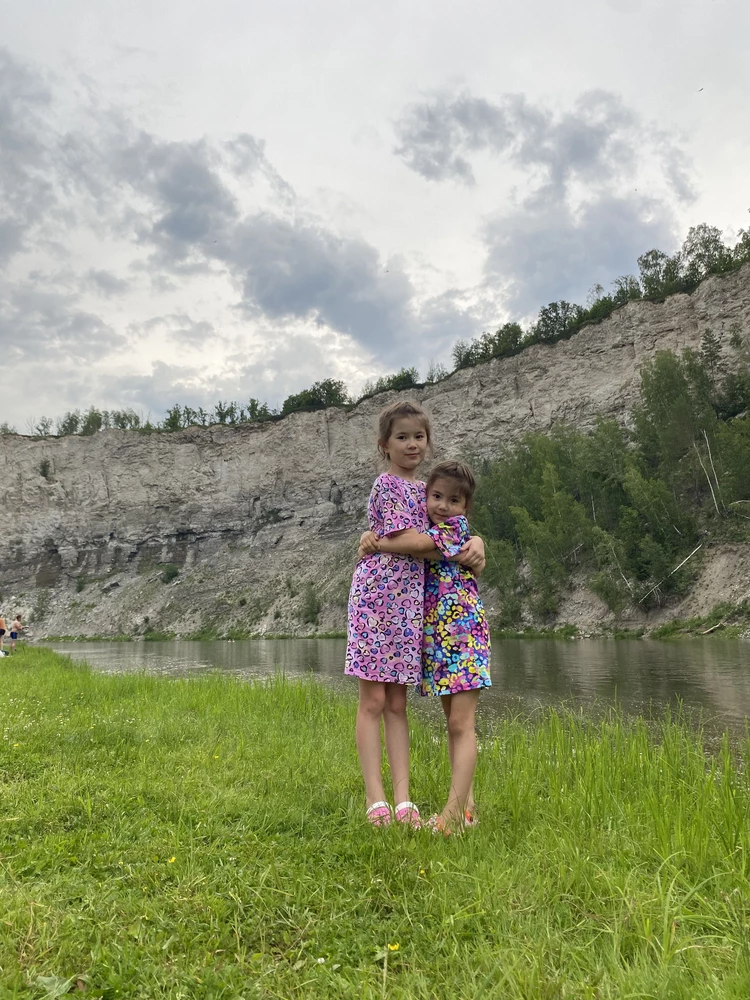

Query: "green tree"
<box><xmin>282</xmin><ymin>379</ymin><xmax>349</xmax><ymax>415</ymax></box>
<box><xmin>451</xmin><ymin>340</ymin><xmax>471</xmax><ymax>369</ymax></box>
<box><xmin>385</xmin><ymin>368</ymin><xmax>419</xmax><ymax>391</ymax></box>
<box><xmin>532</xmin><ymin>301</ymin><xmax>583</xmax><ymax>343</ymax></box>
<box><xmin>35</xmin><ymin>416</ymin><xmax>53</xmax><ymax>436</ymax></box>
<box><xmin>510</xmin><ymin>463</ymin><xmax>593</xmax><ymax>614</ymax></box>
<box><xmin>494</xmin><ymin>322</ymin><xmax>524</xmax><ymax>356</ymax></box>
<box><xmin>425</xmin><ymin>359</ymin><xmax>449</xmax><ymax>383</ymax></box>
<box><xmin>80</xmin><ymin>407</ymin><xmax>104</xmax><ymax>436</ymax></box>
<box><xmin>611</xmin><ymin>275</ymin><xmax>642</xmax><ymax>305</ymax></box>
<box><xmin>162</xmin><ymin>405</ymin><xmax>183</xmax><ymax>432</ymax></box>
<box><xmin>56</xmin><ymin>411</ymin><xmax>81</xmax><ymax>436</ymax></box>
<box><xmin>733</xmin><ymin>224</ymin><xmax>750</xmax><ymax>265</ymax></box>
<box><xmin>634</xmin><ymin>350</ymin><xmax>715</xmax><ymax>488</ymax></box>
<box><xmin>245</xmin><ymin>398</ymin><xmax>272</xmax><ymax>421</ymax></box>
<box><xmin>637</xmin><ymin>248</ymin><xmax>682</xmax><ymax>298</ymax></box>
<box><xmin>110</xmin><ymin>409</ymin><xmax>141</xmax><ymax>430</ymax></box>
<box><xmin>699</xmin><ymin>328</ymin><xmax>725</xmax><ymax>383</ymax></box>
<box><xmin>681</xmin><ymin>224</ymin><xmax>733</xmax><ymax>284</ymax></box>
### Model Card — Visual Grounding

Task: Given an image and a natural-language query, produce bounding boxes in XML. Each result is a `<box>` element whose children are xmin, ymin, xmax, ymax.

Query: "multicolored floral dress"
<box><xmin>421</xmin><ymin>515</ymin><xmax>491</xmax><ymax>696</ymax></box>
<box><xmin>345</xmin><ymin>474</ymin><xmax>429</xmax><ymax>685</ymax></box>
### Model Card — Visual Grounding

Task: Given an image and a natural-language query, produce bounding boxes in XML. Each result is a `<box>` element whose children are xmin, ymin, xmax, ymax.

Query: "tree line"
<box><xmin>473</xmin><ymin>322</ymin><xmax>750</xmax><ymax>622</ymax></box>
<box><xmin>2</xmin><ymin>219</ymin><xmax>748</xmax><ymax>438</ymax></box>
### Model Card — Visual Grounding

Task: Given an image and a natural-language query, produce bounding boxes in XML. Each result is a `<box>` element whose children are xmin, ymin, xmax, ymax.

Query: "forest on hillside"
<box><xmin>474</xmin><ymin>327</ymin><xmax>750</xmax><ymax>623</ymax></box>
<box><xmin>2</xmin><ymin>219</ymin><xmax>748</xmax><ymax>439</ymax></box>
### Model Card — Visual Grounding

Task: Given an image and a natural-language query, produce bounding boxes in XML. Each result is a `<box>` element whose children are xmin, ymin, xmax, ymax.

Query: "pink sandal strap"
<box><xmin>366</xmin><ymin>801</ymin><xmax>392</xmax><ymax>826</ymax></box>
<box><xmin>394</xmin><ymin>801</ymin><xmax>422</xmax><ymax>828</ymax></box>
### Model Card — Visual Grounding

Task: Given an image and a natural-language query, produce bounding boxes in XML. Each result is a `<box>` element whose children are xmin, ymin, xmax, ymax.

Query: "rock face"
<box><xmin>2</xmin><ymin>265</ymin><xmax>750</xmax><ymax>637</ymax></box>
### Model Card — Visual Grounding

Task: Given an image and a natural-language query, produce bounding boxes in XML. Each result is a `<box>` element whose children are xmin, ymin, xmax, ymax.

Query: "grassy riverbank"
<box><xmin>2</xmin><ymin>650</ymin><xmax>750</xmax><ymax>998</ymax></box>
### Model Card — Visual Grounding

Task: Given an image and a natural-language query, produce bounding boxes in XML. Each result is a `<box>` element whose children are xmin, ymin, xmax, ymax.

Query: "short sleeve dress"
<box><xmin>345</xmin><ymin>474</ymin><xmax>429</xmax><ymax>685</ymax></box>
<box><xmin>421</xmin><ymin>515</ymin><xmax>492</xmax><ymax>697</ymax></box>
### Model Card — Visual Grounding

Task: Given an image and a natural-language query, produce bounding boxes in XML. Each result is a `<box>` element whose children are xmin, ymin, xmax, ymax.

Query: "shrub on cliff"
<box><xmin>281</xmin><ymin>379</ymin><xmax>350</xmax><ymax>415</ymax></box>
<box><xmin>358</xmin><ymin>367</ymin><xmax>421</xmax><ymax>399</ymax></box>
<box><xmin>160</xmin><ymin>564</ymin><xmax>179</xmax><ymax>584</ymax></box>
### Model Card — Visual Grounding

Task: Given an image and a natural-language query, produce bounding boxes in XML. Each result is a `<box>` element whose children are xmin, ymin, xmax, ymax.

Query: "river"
<box><xmin>42</xmin><ymin>636</ymin><xmax>750</xmax><ymax>732</ymax></box>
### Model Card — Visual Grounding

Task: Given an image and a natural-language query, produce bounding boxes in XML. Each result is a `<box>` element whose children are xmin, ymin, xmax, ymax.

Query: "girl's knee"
<box><xmin>446</xmin><ymin>704</ymin><xmax>477</xmax><ymax>740</ymax></box>
<box><xmin>359</xmin><ymin>683</ymin><xmax>387</xmax><ymax>716</ymax></box>
<box><xmin>383</xmin><ymin>685</ymin><xmax>407</xmax><ymax>716</ymax></box>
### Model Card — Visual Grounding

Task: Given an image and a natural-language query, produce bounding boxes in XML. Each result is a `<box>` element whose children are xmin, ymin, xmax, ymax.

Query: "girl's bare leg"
<box><xmin>383</xmin><ymin>683</ymin><xmax>410</xmax><ymax>805</ymax></box>
<box><xmin>355</xmin><ymin>679</ymin><xmax>387</xmax><ymax>807</ymax></box>
<box><xmin>440</xmin><ymin>690</ymin><xmax>480</xmax><ymax>825</ymax></box>
<box><xmin>441</xmin><ymin>695</ymin><xmax>476</xmax><ymax>815</ymax></box>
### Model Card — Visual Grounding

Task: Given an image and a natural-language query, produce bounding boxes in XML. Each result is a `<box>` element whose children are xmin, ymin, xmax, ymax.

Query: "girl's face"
<box><xmin>383</xmin><ymin>416</ymin><xmax>428</xmax><ymax>476</ymax></box>
<box><xmin>427</xmin><ymin>477</ymin><xmax>467</xmax><ymax>523</ymax></box>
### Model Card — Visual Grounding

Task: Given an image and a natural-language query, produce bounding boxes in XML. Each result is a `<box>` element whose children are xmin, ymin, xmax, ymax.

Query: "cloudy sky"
<box><xmin>1</xmin><ymin>0</ymin><xmax>748</xmax><ymax>430</ymax></box>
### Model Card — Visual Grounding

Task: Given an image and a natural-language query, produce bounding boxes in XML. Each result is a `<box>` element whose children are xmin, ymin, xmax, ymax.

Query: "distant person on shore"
<box><xmin>360</xmin><ymin>461</ymin><xmax>491</xmax><ymax>834</ymax></box>
<box><xmin>345</xmin><ymin>401</ymin><xmax>485</xmax><ymax>827</ymax></box>
<box><xmin>9</xmin><ymin>614</ymin><xmax>22</xmax><ymax>652</ymax></box>
<box><xmin>0</xmin><ymin>613</ymin><xmax>5</xmax><ymax>654</ymax></box>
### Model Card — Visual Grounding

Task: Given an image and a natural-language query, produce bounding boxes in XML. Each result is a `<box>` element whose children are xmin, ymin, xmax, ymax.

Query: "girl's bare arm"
<box><xmin>358</xmin><ymin>528</ymin><xmax>486</xmax><ymax>574</ymax></box>
<box><xmin>358</xmin><ymin>528</ymin><xmax>438</xmax><ymax>558</ymax></box>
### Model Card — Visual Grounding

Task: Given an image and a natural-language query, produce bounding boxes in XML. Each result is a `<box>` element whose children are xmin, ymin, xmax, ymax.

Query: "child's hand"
<box><xmin>358</xmin><ymin>530</ymin><xmax>380</xmax><ymax>558</ymax></box>
<box><xmin>457</xmin><ymin>535</ymin><xmax>486</xmax><ymax>575</ymax></box>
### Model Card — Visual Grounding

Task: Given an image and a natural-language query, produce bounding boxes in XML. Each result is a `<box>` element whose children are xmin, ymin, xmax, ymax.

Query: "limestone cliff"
<box><xmin>1</xmin><ymin>264</ymin><xmax>749</xmax><ymax>637</ymax></box>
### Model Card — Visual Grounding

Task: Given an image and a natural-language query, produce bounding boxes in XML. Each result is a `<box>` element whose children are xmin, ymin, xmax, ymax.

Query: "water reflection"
<box><xmin>43</xmin><ymin>636</ymin><xmax>750</xmax><ymax>730</ymax></box>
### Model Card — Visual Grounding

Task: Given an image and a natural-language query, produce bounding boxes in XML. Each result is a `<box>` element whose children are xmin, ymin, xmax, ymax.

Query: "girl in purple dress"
<box><xmin>346</xmin><ymin>402</ymin><xmax>485</xmax><ymax>827</ymax></box>
<box><xmin>359</xmin><ymin>461</ymin><xmax>490</xmax><ymax>835</ymax></box>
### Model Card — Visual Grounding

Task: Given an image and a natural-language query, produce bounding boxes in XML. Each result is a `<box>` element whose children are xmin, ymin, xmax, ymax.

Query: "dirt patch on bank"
<box><xmin>671</xmin><ymin>543</ymin><xmax>750</xmax><ymax>618</ymax></box>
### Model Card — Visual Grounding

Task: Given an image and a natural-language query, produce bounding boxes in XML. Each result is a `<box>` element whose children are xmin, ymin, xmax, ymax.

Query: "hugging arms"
<box><xmin>357</xmin><ymin>527</ymin><xmax>486</xmax><ymax>574</ymax></box>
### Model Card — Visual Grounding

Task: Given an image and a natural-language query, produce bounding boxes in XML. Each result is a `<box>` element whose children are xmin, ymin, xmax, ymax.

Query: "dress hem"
<box><xmin>420</xmin><ymin>681</ymin><xmax>492</xmax><ymax>696</ymax></box>
<box><xmin>345</xmin><ymin>667</ymin><xmax>421</xmax><ymax>686</ymax></box>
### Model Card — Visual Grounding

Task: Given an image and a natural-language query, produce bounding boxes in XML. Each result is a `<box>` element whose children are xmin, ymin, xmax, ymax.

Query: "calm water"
<box><xmin>43</xmin><ymin>637</ymin><xmax>750</xmax><ymax>731</ymax></box>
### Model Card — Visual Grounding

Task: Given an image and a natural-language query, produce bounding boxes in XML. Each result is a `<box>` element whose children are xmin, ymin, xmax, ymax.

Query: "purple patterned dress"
<box><xmin>345</xmin><ymin>474</ymin><xmax>429</xmax><ymax>685</ymax></box>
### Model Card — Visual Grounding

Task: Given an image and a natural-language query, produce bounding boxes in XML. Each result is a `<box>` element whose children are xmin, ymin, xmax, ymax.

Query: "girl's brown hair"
<box><xmin>377</xmin><ymin>400</ymin><xmax>432</xmax><ymax>460</ymax></box>
<box><xmin>426</xmin><ymin>460</ymin><xmax>476</xmax><ymax>507</ymax></box>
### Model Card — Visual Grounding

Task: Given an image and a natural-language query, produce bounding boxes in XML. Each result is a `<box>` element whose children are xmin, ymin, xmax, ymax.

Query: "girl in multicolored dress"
<box><xmin>360</xmin><ymin>461</ymin><xmax>490</xmax><ymax>834</ymax></box>
<box><xmin>346</xmin><ymin>404</ymin><xmax>485</xmax><ymax>827</ymax></box>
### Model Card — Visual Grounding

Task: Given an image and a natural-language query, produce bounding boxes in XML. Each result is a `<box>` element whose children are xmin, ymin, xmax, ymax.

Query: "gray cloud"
<box><xmin>394</xmin><ymin>93</ymin><xmax>513</xmax><ymax>184</ymax></box>
<box><xmin>395</xmin><ymin>87</ymin><xmax>695</xmax><ymax>316</ymax></box>
<box><xmin>224</xmin><ymin>134</ymin><xmax>294</xmax><ymax>203</ymax></box>
<box><xmin>217</xmin><ymin>214</ymin><xmax>415</xmax><ymax>351</ymax></box>
<box><xmin>112</xmin><ymin>132</ymin><xmax>239</xmax><ymax>261</ymax></box>
<box><xmin>80</xmin><ymin>114</ymin><xmax>419</xmax><ymax>355</ymax></box>
<box><xmin>394</xmin><ymin>89</ymin><xmax>689</xmax><ymax>198</ymax></box>
<box><xmin>1</xmin><ymin>280</ymin><xmax>125</xmax><ymax>363</ymax></box>
<box><xmin>483</xmin><ymin>194</ymin><xmax>677</xmax><ymax>315</ymax></box>
<box><xmin>0</xmin><ymin>50</ymin><xmax>57</xmax><ymax>262</ymax></box>
<box><xmin>86</xmin><ymin>269</ymin><xmax>131</xmax><ymax>297</ymax></box>
<box><xmin>134</xmin><ymin>312</ymin><xmax>218</xmax><ymax>347</ymax></box>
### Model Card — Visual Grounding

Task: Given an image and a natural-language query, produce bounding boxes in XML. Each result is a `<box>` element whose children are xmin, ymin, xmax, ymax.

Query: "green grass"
<box><xmin>651</xmin><ymin>601</ymin><xmax>750</xmax><ymax>639</ymax></box>
<box><xmin>2</xmin><ymin>649</ymin><xmax>750</xmax><ymax>998</ymax></box>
